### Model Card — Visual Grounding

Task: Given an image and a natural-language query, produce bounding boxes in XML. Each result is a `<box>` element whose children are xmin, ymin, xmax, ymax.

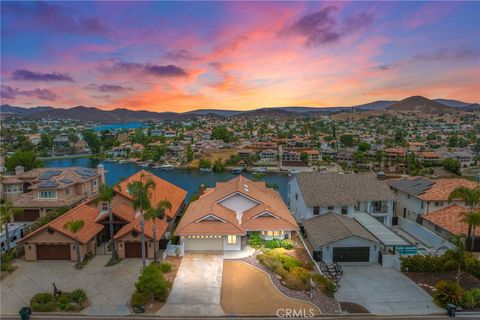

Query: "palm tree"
<box><xmin>0</xmin><ymin>201</ymin><xmax>23</xmax><ymax>252</ymax></box>
<box><xmin>443</xmin><ymin>235</ymin><xmax>468</xmax><ymax>283</ymax></box>
<box><xmin>144</xmin><ymin>200</ymin><xmax>172</xmax><ymax>263</ymax></box>
<box><xmin>127</xmin><ymin>174</ymin><xmax>156</xmax><ymax>268</ymax></box>
<box><xmin>460</xmin><ymin>211</ymin><xmax>480</xmax><ymax>252</ymax></box>
<box><xmin>94</xmin><ymin>184</ymin><xmax>117</xmax><ymax>263</ymax></box>
<box><xmin>63</xmin><ymin>219</ymin><xmax>85</xmax><ymax>269</ymax></box>
<box><xmin>448</xmin><ymin>186</ymin><xmax>480</xmax><ymax>251</ymax></box>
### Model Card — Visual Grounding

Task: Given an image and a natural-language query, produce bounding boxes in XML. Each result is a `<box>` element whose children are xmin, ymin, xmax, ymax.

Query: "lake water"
<box><xmin>93</xmin><ymin>122</ymin><xmax>145</xmax><ymax>132</ymax></box>
<box><xmin>43</xmin><ymin>158</ymin><xmax>290</xmax><ymax>201</ymax></box>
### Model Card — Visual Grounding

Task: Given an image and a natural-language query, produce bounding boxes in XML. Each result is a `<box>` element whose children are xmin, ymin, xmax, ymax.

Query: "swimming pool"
<box><xmin>395</xmin><ymin>246</ymin><xmax>428</xmax><ymax>256</ymax></box>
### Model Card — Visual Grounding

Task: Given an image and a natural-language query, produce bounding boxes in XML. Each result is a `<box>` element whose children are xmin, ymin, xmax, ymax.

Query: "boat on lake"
<box><xmin>199</xmin><ymin>167</ymin><xmax>212</xmax><ymax>173</ymax></box>
<box><xmin>231</xmin><ymin>167</ymin><xmax>244</xmax><ymax>174</ymax></box>
<box><xmin>159</xmin><ymin>164</ymin><xmax>175</xmax><ymax>171</ymax></box>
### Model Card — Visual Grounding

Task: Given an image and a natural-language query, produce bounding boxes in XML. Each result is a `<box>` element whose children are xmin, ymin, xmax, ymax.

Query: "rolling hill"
<box><xmin>387</xmin><ymin>96</ymin><xmax>457</xmax><ymax>113</ymax></box>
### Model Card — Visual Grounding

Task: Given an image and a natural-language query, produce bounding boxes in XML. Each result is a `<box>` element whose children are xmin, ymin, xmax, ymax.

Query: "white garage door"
<box><xmin>185</xmin><ymin>238</ymin><xmax>223</xmax><ymax>251</ymax></box>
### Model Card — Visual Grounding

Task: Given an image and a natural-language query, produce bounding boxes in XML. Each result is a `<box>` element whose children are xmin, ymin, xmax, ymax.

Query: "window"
<box><xmin>227</xmin><ymin>235</ymin><xmax>237</xmax><ymax>244</ymax></box>
<box><xmin>101</xmin><ymin>202</ymin><xmax>109</xmax><ymax>211</ymax></box>
<box><xmin>327</xmin><ymin>206</ymin><xmax>334</xmax><ymax>211</ymax></box>
<box><xmin>92</xmin><ymin>179</ymin><xmax>98</xmax><ymax>188</ymax></box>
<box><xmin>407</xmin><ymin>194</ymin><xmax>411</xmax><ymax>199</ymax></box>
<box><xmin>313</xmin><ymin>206</ymin><xmax>320</xmax><ymax>215</ymax></box>
<box><xmin>341</xmin><ymin>206</ymin><xmax>348</xmax><ymax>215</ymax></box>
<box><xmin>267</xmin><ymin>231</ymin><xmax>274</xmax><ymax>236</ymax></box>
<box><xmin>39</xmin><ymin>190</ymin><xmax>57</xmax><ymax>199</ymax></box>
<box><xmin>66</xmin><ymin>188</ymin><xmax>71</xmax><ymax>196</ymax></box>
<box><xmin>421</xmin><ymin>202</ymin><xmax>424</xmax><ymax>209</ymax></box>
<box><xmin>434</xmin><ymin>201</ymin><xmax>444</xmax><ymax>207</ymax></box>
<box><xmin>295</xmin><ymin>193</ymin><xmax>298</xmax><ymax>200</ymax></box>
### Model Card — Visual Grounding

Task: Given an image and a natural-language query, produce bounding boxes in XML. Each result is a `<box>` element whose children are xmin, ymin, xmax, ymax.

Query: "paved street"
<box><xmin>1</xmin><ymin>255</ymin><xmax>142</xmax><ymax>316</ymax></box>
<box><xmin>336</xmin><ymin>265</ymin><xmax>444</xmax><ymax>315</ymax></box>
<box><xmin>157</xmin><ymin>253</ymin><xmax>225</xmax><ymax>316</ymax></box>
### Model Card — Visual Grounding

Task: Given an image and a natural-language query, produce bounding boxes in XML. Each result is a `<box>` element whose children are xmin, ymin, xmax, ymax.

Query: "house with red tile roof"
<box><xmin>21</xmin><ymin>170</ymin><xmax>187</xmax><ymax>261</ymax></box>
<box><xmin>422</xmin><ymin>204</ymin><xmax>480</xmax><ymax>251</ymax></box>
<box><xmin>176</xmin><ymin>175</ymin><xmax>298</xmax><ymax>251</ymax></box>
<box><xmin>388</xmin><ymin>177</ymin><xmax>478</xmax><ymax>221</ymax></box>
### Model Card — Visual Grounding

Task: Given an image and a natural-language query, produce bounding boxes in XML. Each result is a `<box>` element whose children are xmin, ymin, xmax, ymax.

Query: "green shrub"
<box><xmin>57</xmin><ymin>293</ymin><xmax>72</xmax><ymax>311</ymax></box>
<box><xmin>284</xmin><ymin>273</ymin><xmax>308</xmax><ymax>291</ymax></box>
<box><xmin>265</xmin><ymin>238</ymin><xmax>294</xmax><ymax>250</ymax></box>
<box><xmin>291</xmin><ymin>267</ymin><xmax>310</xmax><ymax>284</ymax></box>
<box><xmin>248</xmin><ymin>233</ymin><xmax>264</xmax><ymax>248</ymax></box>
<box><xmin>70</xmin><ymin>288</ymin><xmax>87</xmax><ymax>304</ymax></box>
<box><xmin>462</xmin><ymin>288</ymin><xmax>480</xmax><ymax>309</ymax></box>
<box><xmin>30</xmin><ymin>293</ymin><xmax>57</xmax><ymax>312</ymax></box>
<box><xmin>312</xmin><ymin>273</ymin><xmax>337</xmax><ymax>298</ymax></box>
<box><xmin>131</xmin><ymin>291</ymin><xmax>148</xmax><ymax>309</ymax></box>
<box><xmin>159</xmin><ymin>262</ymin><xmax>172</xmax><ymax>273</ymax></box>
<box><xmin>135</xmin><ymin>263</ymin><xmax>170</xmax><ymax>302</ymax></box>
<box><xmin>466</xmin><ymin>255</ymin><xmax>480</xmax><ymax>278</ymax></box>
<box><xmin>433</xmin><ymin>280</ymin><xmax>465</xmax><ymax>307</ymax></box>
<box><xmin>279</xmin><ymin>254</ymin><xmax>302</xmax><ymax>271</ymax></box>
<box><xmin>400</xmin><ymin>255</ymin><xmax>450</xmax><ymax>272</ymax></box>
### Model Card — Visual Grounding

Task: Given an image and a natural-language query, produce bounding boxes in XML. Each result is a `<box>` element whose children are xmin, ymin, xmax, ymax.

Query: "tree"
<box><xmin>340</xmin><ymin>134</ymin><xmax>355</xmax><ymax>148</ymax></box>
<box><xmin>186</xmin><ymin>145</ymin><xmax>193</xmax><ymax>162</ymax></box>
<box><xmin>357</xmin><ymin>141</ymin><xmax>371</xmax><ymax>152</ymax></box>
<box><xmin>211</xmin><ymin>127</ymin><xmax>235</xmax><ymax>143</ymax></box>
<box><xmin>63</xmin><ymin>219</ymin><xmax>85</xmax><ymax>268</ymax></box>
<box><xmin>144</xmin><ymin>200</ymin><xmax>172</xmax><ymax>263</ymax></box>
<box><xmin>82</xmin><ymin>130</ymin><xmax>101</xmax><ymax>153</ymax></box>
<box><xmin>0</xmin><ymin>201</ymin><xmax>23</xmax><ymax>252</ymax></box>
<box><xmin>353</xmin><ymin>151</ymin><xmax>365</xmax><ymax>163</ymax></box>
<box><xmin>127</xmin><ymin>174</ymin><xmax>156</xmax><ymax>268</ymax></box>
<box><xmin>448</xmin><ymin>186</ymin><xmax>480</xmax><ymax>251</ymax></box>
<box><xmin>94</xmin><ymin>185</ymin><xmax>117</xmax><ymax>263</ymax></box>
<box><xmin>212</xmin><ymin>158</ymin><xmax>225</xmax><ymax>173</ymax></box>
<box><xmin>460</xmin><ymin>212</ymin><xmax>480</xmax><ymax>252</ymax></box>
<box><xmin>442</xmin><ymin>158</ymin><xmax>461</xmax><ymax>175</ymax></box>
<box><xmin>199</xmin><ymin>159</ymin><xmax>212</xmax><ymax>169</ymax></box>
<box><xmin>5</xmin><ymin>151</ymin><xmax>41</xmax><ymax>172</ymax></box>
<box><xmin>443</xmin><ymin>236</ymin><xmax>467</xmax><ymax>283</ymax></box>
<box><xmin>300</xmin><ymin>152</ymin><xmax>309</xmax><ymax>164</ymax></box>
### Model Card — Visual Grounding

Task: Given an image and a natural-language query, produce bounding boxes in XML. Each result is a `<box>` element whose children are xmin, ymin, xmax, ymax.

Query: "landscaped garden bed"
<box><xmin>400</xmin><ymin>251</ymin><xmax>480</xmax><ymax>311</ymax></box>
<box><xmin>242</xmin><ymin>234</ymin><xmax>338</xmax><ymax>313</ymax></box>
<box><xmin>131</xmin><ymin>257</ymin><xmax>181</xmax><ymax>314</ymax></box>
<box><xmin>30</xmin><ymin>289</ymin><xmax>88</xmax><ymax>312</ymax></box>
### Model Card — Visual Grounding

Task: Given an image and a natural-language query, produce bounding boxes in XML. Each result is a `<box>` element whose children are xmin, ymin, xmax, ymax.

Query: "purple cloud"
<box><xmin>86</xmin><ymin>83</ymin><xmax>133</xmax><ymax>92</ymax></box>
<box><xmin>1</xmin><ymin>85</ymin><xmax>58</xmax><ymax>101</ymax></box>
<box><xmin>163</xmin><ymin>49</ymin><xmax>199</xmax><ymax>61</ymax></box>
<box><xmin>280</xmin><ymin>6</ymin><xmax>374</xmax><ymax>46</ymax></box>
<box><xmin>12</xmin><ymin>69</ymin><xmax>74</xmax><ymax>82</ymax></box>
<box><xmin>3</xmin><ymin>2</ymin><xmax>110</xmax><ymax>36</ymax></box>
<box><xmin>99</xmin><ymin>61</ymin><xmax>188</xmax><ymax>77</ymax></box>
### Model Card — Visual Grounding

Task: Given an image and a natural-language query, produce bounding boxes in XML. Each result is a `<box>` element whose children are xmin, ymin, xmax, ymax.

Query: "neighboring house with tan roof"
<box><xmin>303</xmin><ymin>213</ymin><xmax>381</xmax><ymax>263</ymax></box>
<box><xmin>20</xmin><ymin>170</ymin><xmax>187</xmax><ymax>261</ymax></box>
<box><xmin>422</xmin><ymin>204</ymin><xmax>480</xmax><ymax>251</ymax></box>
<box><xmin>176</xmin><ymin>175</ymin><xmax>298</xmax><ymax>252</ymax></box>
<box><xmin>1</xmin><ymin>165</ymin><xmax>105</xmax><ymax>222</ymax></box>
<box><xmin>289</xmin><ymin>172</ymin><xmax>395</xmax><ymax>227</ymax></box>
<box><xmin>388</xmin><ymin>177</ymin><xmax>477</xmax><ymax>222</ymax></box>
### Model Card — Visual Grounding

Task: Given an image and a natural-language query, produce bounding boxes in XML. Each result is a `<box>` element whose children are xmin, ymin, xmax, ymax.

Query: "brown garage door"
<box><xmin>15</xmin><ymin>209</ymin><xmax>40</xmax><ymax>222</ymax></box>
<box><xmin>37</xmin><ymin>244</ymin><xmax>71</xmax><ymax>260</ymax></box>
<box><xmin>125</xmin><ymin>242</ymin><xmax>145</xmax><ymax>258</ymax></box>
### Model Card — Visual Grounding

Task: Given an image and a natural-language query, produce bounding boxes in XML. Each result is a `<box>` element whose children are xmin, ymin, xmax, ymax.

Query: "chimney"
<box><xmin>199</xmin><ymin>184</ymin><xmax>206</xmax><ymax>196</ymax></box>
<box><xmin>15</xmin><ymin>165</ymin><xmax>24</xmax><ymax>176</ymax></box>
<box><xmin>97</xmin><ymin>164</ymin><xmax>105</xmax><ymax>185</ymax></box>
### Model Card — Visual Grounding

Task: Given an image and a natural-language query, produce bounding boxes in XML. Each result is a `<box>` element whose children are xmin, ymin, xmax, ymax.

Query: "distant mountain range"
<box><xmin>1</xmin><ymin>96</ymin><xmax>477</xmax><ymax>123</ymax></box>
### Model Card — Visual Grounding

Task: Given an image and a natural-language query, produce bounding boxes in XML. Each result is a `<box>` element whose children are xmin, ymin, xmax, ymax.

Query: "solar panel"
<box><xmin>390</xmin><ymin>178</ymin><xmax>433</xmax><ymax>196</ymax></box>
<box><xmin>39</xmin><ymin>170</ymin><xmax>62</xmax><ymax>180</ymax></box>
<box><xmin>74</xmin><ymin>168</ymin><xmax>97</xmax><ymax>178</ymax></box>
<box><xmin>59</xmin><ymin>178</ymin><xmax>73</xmax><ymax>184</ymax></box>
<box><xmin>38</xmin><ymin>181</ymin><xmax>58</xmax><ymax>188</ymax></box>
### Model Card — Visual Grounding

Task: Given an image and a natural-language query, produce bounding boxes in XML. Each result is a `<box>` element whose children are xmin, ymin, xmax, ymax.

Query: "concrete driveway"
<box><xmin>336</xmin><ymin>265</ymin><xmax>443</xmax><ymax>315</ymax></box>
<box><xmin>158</xmin><ymin>253</ymin><xmax>225</xmax><ymax>316</ymax></box>
<box><xmin>1</xmin><ymin>255</ymin><xmax>142</xmax><ymax>316</ymax></box>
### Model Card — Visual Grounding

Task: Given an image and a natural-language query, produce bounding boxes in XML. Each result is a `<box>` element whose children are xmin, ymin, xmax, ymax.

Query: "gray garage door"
<box><xmin>184</xmin><ymin>237</ymin><xmax>223</xmax><ymax>251</ymax></box>
<box><xmin>333</xmin><ymin>247</ymin><xmax>370</xmax><ymax>262</ymax></box>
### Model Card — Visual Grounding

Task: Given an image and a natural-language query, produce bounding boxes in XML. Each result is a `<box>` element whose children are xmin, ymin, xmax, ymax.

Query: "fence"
<box><xmin>398</xmin><ymin>217</ymin><xmax>454</xmax><ymax>250</ymax></box>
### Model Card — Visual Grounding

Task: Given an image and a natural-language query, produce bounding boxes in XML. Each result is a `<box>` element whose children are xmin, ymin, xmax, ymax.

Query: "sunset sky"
<box><xmin>1</xmin><ymin>1</ymin><xmax>479</xmax><ymax>112</ymax></box>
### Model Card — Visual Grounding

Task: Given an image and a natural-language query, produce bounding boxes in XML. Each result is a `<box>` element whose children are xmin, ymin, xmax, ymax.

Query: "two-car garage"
<box><xmin>332</xmin><ymin>247</ymin><xmax>370</xmax><ymax>263</ymax></box>
<box><xmin>183</xmin><ymin>237</ymin><xmax>223</xmax><ymax>251</ymax></box>
<box><xmin>36</xmin><ymin>244</ymin><xmax>71</xmax><ymax>260</ymax></box>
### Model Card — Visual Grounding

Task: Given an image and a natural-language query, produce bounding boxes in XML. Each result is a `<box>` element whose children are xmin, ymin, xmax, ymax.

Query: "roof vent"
<box><xmin>243</xmin><ymin>184</ymin><xmax>249</xmax><ymax>192</ymax></box>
